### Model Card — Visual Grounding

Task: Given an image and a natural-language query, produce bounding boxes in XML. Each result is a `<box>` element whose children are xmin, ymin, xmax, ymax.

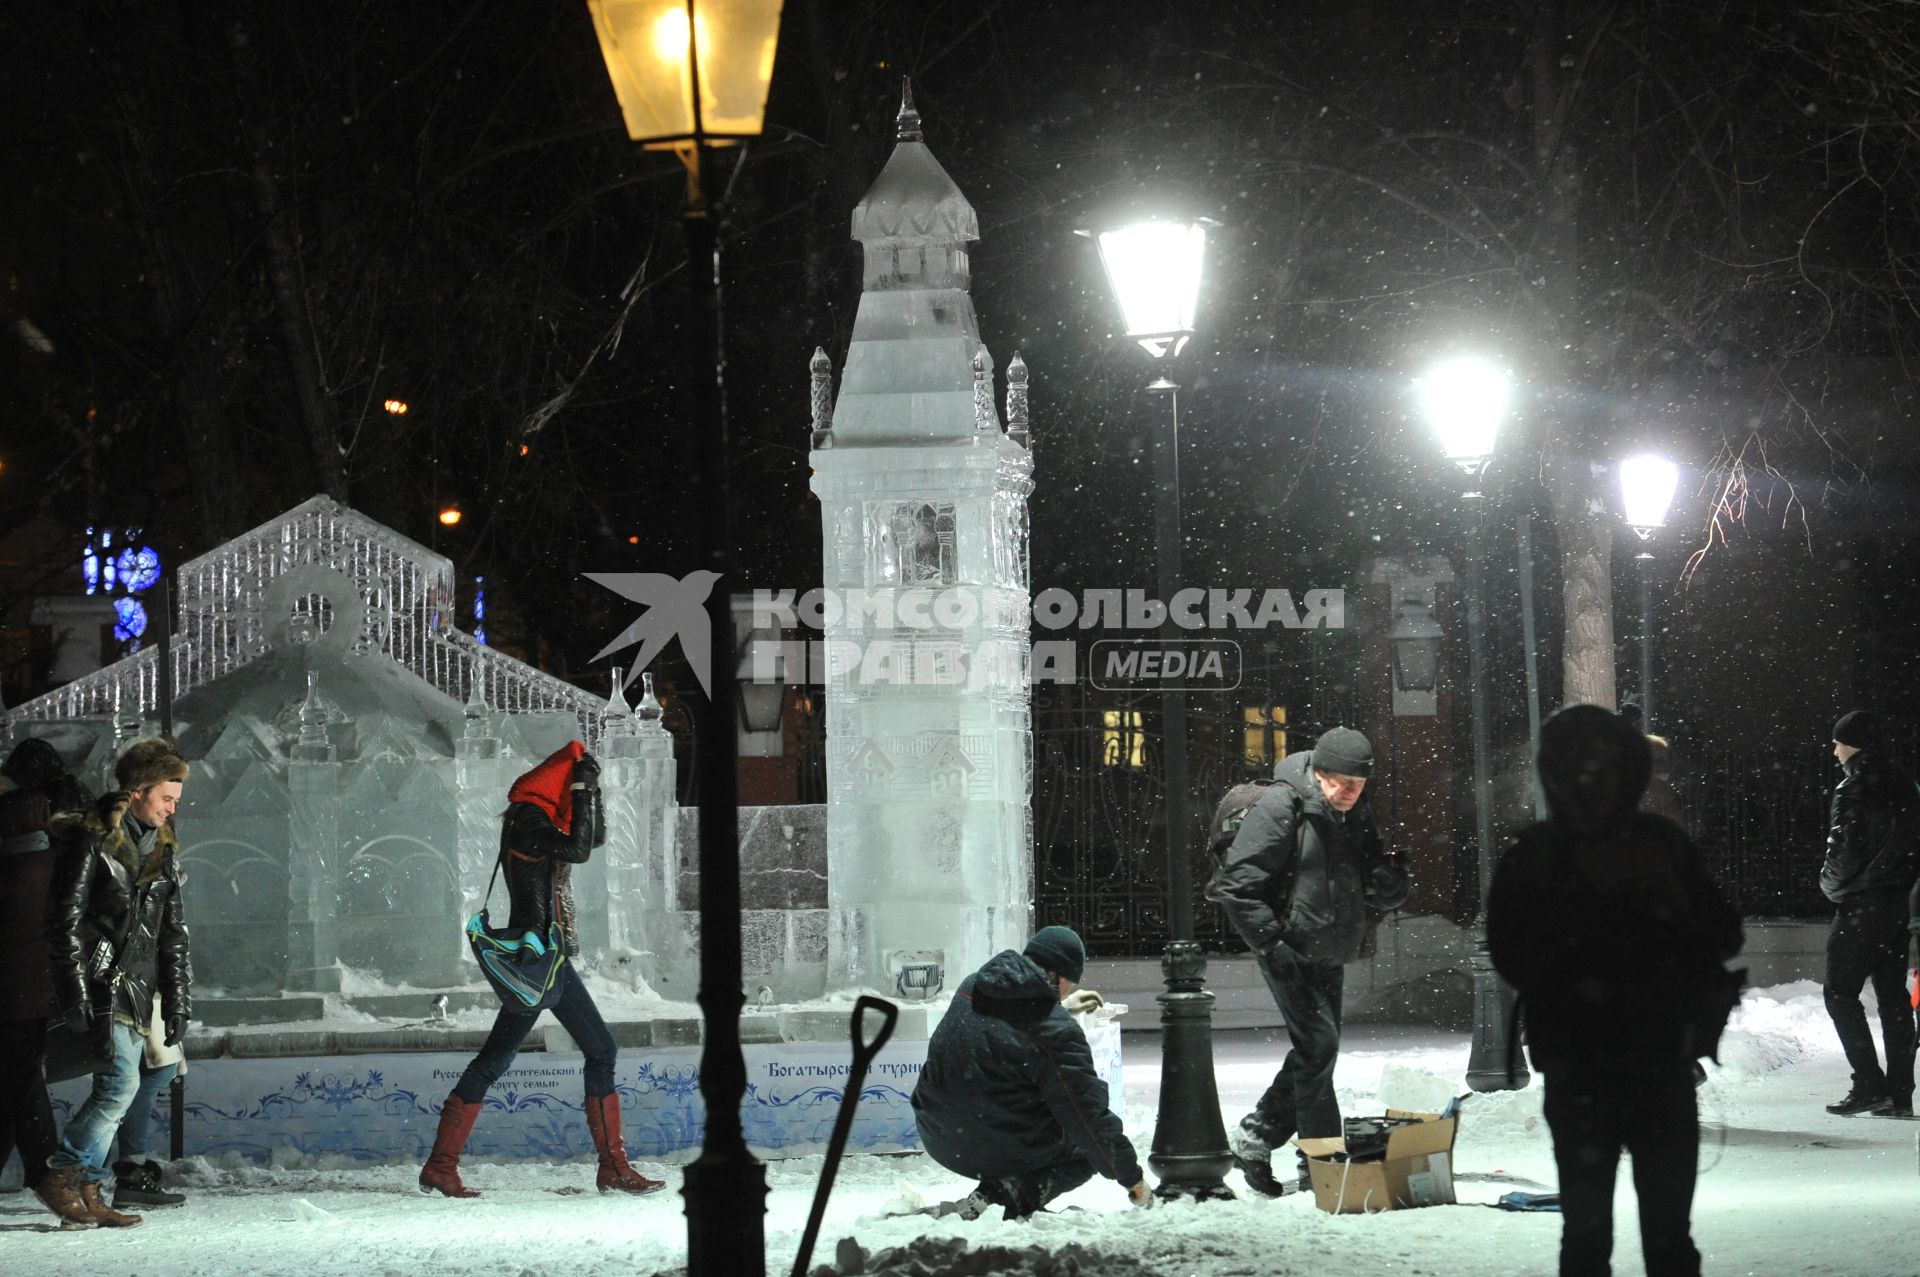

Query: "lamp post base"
<box><xmin>1147</xmin><ymin>940</ymin><xmax>1235</xmax><ymax>1200</ymax></box>
<box><xmin>1464</xmin><ymin>940</ymin><xmax>1528</xmax><ymax>1093</ymax></box>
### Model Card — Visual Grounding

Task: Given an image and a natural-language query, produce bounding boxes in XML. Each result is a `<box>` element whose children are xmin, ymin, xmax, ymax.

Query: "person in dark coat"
<box><xmin>1205</xmin><ymin>726</ymin><xmax>1410</xmax><ymax>1196</ymax></box>
<box><xmin>43</xmin><ymin>738</ymin><xmax>193</xmax><ymax>1229</ymax></box>
<box><xmin>1490</xmin><ymin>705</ymin><xmax>1744</xmax><ymax>1277</ymax></box>
<box><xmin>0</xmin><ymin>737</ymin><xmax>95</xmax><ymax>1227</ymax></box>
<box><xmin>419</xmin><ymin>740</ymin><xmax>662</xmax><ymax>1198</ymax></box>
<box><xmin>1817</xmin><ymin>710</ymin><xmax>1919</xmax><ymax>1116</ymax></box>
<box><xmin>911</xmin><ymin>926</ymin><xmax>1150</xmax><ymax>1219</ymax></box>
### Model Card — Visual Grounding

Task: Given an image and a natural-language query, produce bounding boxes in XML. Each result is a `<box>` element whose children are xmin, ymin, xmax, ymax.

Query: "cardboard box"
<box><xmin>1295</xmin><ymin>1108</ymin><xmax>1458</xmax><ymax>1214</ymax></box>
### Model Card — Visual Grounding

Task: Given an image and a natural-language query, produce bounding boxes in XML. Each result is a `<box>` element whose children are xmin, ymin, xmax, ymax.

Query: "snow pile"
<box><xmin>1714</xmin><ymin>981</ymin><xmax>1833</xmax><ymax>1080</ymax></box>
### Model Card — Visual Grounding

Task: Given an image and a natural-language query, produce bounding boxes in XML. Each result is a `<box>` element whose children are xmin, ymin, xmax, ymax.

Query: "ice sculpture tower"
<box><xmin>809</xmin><ymin>85</ymin><xmax>1035</xmax><ymax>993</ymax></box>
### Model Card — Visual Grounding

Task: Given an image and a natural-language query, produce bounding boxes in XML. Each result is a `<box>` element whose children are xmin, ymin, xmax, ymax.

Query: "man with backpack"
<box><xmin>1205</xmin><ymin>726</ymin><xmax>1409</xmax><ymax>1196</ymax></box>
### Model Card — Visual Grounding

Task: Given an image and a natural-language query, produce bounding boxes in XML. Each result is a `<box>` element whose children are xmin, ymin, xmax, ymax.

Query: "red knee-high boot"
<box><xmin>419</xmin><ymin>1094</ymin><xmax>483</xmax><ymax>1198</ymax></box>
<box><xmin>584</xmin><ymin>1093</ymin><xmax>665</xmax><ymax>1194</ymax></box>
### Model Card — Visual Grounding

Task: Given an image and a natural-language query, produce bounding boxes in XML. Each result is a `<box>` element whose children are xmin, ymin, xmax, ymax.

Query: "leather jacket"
<box><xmin>501</xmin><ymin>787</ymin><xmax>604</xmax><ymax>958</ymax></box>
<box><xmin>1821</xmin><ymin>750</ymin><xmax>1920</xmax><ymax>903</ymax></box>
<box><xmin>46</xmin><ymin>792</ymin><xmax>191</xmax><ymax>1028</ymax></box>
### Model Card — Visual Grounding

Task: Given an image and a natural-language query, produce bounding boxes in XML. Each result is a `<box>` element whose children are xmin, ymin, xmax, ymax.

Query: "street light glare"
<box><xmin>1620</xmin><ymin>453</ymin><xmax>1680</xmax><ymax>535</ymax></box>
<box><xmin>1418</xmin><ymin>357</ymin><xmax>1509</xmax><ymax>467</ymax></box>
<box><xmin>1095</xmin><ymin>220</ymin><xmax>1208</xmax><ymax>358</ymax></box>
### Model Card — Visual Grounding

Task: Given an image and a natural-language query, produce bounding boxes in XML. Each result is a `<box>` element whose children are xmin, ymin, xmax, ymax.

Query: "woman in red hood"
<box><xmin>418</xmin><ymin>741</ymin><xmax>663</xmax><ymax>1198</ymax></box>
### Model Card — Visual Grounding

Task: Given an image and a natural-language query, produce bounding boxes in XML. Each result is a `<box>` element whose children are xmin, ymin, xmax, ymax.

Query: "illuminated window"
<box><xmin>1102</xmin><ymin>709</ymin><xmax>1145</xmax><ymax>769</ymax></box>
<box><xmin>1242</xmin><ymin>705</ymin><xmax>1288</xmax><ymax>768</ymax></box>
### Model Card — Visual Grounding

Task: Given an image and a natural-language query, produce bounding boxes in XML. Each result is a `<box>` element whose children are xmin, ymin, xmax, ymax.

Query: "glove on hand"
<box><xmin>1063</xmin><ymin>988</ymin><xmax>1105</xmax><ymax>1015</ymax></box>
<box><xmin>163</xmin><ymin>1014</ymin><xmax>188</xmax><ymax>1048</ymax></box>
<box><xmin>572</xmin><ymin>753</ymin><xmax>602</xmax><ymax>788</ymax></box>
<box><xmin>1127</xmin><ymin>1180</ymin><xmax>1156</xmax><ymax>1209</ymax></box>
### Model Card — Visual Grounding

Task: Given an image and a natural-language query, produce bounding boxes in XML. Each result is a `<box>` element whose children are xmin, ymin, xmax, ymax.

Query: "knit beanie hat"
<box><xmin>1311</xmin><ymin>726</ymin><xmax>1374</xmax><ymax>778</ymax></box>
<box><xmin>1833</xmin><ymin>710</ymin><xmax>1883</xmax><ymax>749</ymax></box>
<box><xmin>1023</xmin><ymin>925</ymin><xmax>1086</xmax><ymax>984</ymax></box>
<box><xmin>115</xmin><ymin>739</ymin><xmax>189</xmax><ymax>793</ymax></box>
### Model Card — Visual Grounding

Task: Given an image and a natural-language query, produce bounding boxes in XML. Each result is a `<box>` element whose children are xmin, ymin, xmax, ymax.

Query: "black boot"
<box><xmin>113</xmin><ymin>1160</ymin><xmax>186</xmax><ymax>1209</ymax></box>
<box><xmin>1230</xmin><ymin>1125</ymin><xmax>1284</xmax><ymax>1198</ymax></box>
<box><xmin>1825</xmin><ymin>1085</ymin><xmax>1891</xmax><ymax>1116</ymax></box>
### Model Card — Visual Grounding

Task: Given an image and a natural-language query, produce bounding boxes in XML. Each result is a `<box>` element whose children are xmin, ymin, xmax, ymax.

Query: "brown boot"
<box><xmin>31</xmin><ymin>1164</ymin><xmax>97</xmax><ymax>1228</ymax></box>
<box><xmin>418</xmin><ymin>1094</ymin><xmax>483</xmax><ymax>1198</ymax></box>
<box><xmin>584</xmin><ymin>1092</ymin><xmax>665</xmax><ymax>1195</ymax></box>
<box><xmin>79</xmin><ymin>1179</ymin><xmax>143</xmax><ymax>1227</ymax></box>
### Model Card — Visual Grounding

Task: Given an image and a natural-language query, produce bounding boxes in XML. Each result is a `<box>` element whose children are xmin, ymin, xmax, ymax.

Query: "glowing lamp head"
<box><xmin>438</xmin><ymin>506</ymin><xmax>463</xmax><ymax>527</ymax></box>
<box><xmin>1619</xmin><ymin>454</ymin><xmax>1680</xmax><ymax>539</ymax></box>
<box><xmin>1417</xmin><ymin>357</ymin><xmax>1510</xmax><ymax>472</ymax></box>
<box><xmin>1091</xmin><ymin>218</ymin><xmax>1210</xmax><ymax>359</ymax></box>
<box><xmin>383</xmin><ymin>399</ymin><xmax>409</xmax><ymax>416</ymax></box>
<box><xmin>586</xmin><ymin>0</ymin><xmax>784</xmax><ymax>148</ymax></box>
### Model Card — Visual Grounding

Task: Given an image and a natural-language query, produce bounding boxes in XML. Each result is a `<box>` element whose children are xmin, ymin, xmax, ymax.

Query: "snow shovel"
<box><xmin>791</xmin><ymin>995</ymin><xmax>899</xmax><ymax>1277</ymax></box>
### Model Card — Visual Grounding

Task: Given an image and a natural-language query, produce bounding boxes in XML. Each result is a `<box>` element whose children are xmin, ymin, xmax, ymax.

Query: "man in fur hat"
<box><xmin>41</xmin><ymin>738</ymin><xmax>193</xmax><ymax>1226</ymax></box>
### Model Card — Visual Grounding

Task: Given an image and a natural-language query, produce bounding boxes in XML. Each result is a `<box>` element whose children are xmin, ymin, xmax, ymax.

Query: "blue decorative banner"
<box><xmin>50</xmin><ymin>1023</ymin><xmax>1122</xmax><ymax>1165</ymax></box>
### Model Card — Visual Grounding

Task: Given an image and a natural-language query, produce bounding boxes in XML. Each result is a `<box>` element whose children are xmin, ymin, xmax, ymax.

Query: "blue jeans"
<box><xmin>49</xmin><ymin>1021</ymin><xmax>144</xmax><ymax>1182</ymax></box>
<box><xmin>453</xmin><ymin>965</ymin><xmax>616</xmax><ymax>1103</ymax></box>
<box><xmin>116</xmin><ymin>1062</ymin><xmax>179</xmax><ymax>1162</ymax></box>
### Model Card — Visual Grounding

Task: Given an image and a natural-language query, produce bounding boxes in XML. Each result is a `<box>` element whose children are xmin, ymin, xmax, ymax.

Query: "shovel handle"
<box><xmin>790</xmin><ymin>995</ymin><xmax>901</xmax><ymax>1277</ymax></box>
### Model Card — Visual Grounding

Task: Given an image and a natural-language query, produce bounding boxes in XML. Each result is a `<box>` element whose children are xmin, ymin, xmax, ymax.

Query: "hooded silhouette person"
<box><xmin>1489</xmin><ymin>705</ymin><xmax>1742</xmax><ymax>1277</ymax></box>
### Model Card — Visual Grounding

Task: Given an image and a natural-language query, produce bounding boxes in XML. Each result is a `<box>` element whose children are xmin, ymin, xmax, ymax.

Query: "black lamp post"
<box><xmin>1417</xmin><ymin>355</ymin><xmax>1527</xmax><ymax>1093</ymax></box>
<box><xmin>1618</xmin><ymin>454</ymin><xmax>1680</xmax><ymax>733</ymax></box>
<box><xmin>586</xmin><ymin>3</ymin><xmax>783</xmax><ymax>1272</ymax></box>
<box><xmin>1089</xmin><ymin>215</ymin><xmax>1234</xmax><ymax>1200</ymax></box>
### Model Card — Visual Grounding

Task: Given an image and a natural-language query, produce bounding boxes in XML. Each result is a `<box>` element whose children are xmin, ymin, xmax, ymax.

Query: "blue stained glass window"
<box><xmin>113</xmin><ymin>597</ymin><xmax>148</xmax><ymax>642</ymax></box>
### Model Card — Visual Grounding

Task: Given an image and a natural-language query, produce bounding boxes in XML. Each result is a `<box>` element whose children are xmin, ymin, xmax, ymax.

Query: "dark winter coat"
<box><xmin>911</xmin><ymin>950</ymin><xmax>1141</xmax><ymax>1188</ymax></box>
<box><xmin>46</xmin><ymin>792</ymin><xmax>191</xmax><ymax>1030</ymax></box>
<box><xmin>501</xmin><ymin>791</ymin><xmax>603</xmax><ymax>959</ymax></box>
<box><xmin>1820</xmin><ymin>749</ymin><xmax>1920</xmax><ymax>903</ymax></box>
<box><xmin>1206</xmin><ymin>750</ymin><xmax>1409</xmax><ymax>964</ymax></box>
<box><xmin>0</xmin><ymin>782</ymin><xmax>60</xmax><ymax>1021</ymax></box>
<box><xmin>1489</xmin><ymin>707</ymin><xmax>1743</xmax><ymax>1074</ymax></box>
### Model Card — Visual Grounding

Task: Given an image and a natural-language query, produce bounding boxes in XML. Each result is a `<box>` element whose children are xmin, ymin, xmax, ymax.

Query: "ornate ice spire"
<box><xmin>809</xmin><ymin>346</ymin><xmax>835</xmax><ymax>450</ymax></box>
<box><xmin>636</xmin><ymin>671</ymin><xmax>667</xmax><ymax>736</ymax></box>
<box><xmin>896</xmin><ymin>77</ymin><xmax>922</xmax><ymax>143</ymax></box>
<box><xmin>972</xmin><ymin>344</ymin><xmax>998</xmax><ymax>434</ymax></box>
<box><xmin>462</xmin><ymin>674</ymin><xmax>491</xmax><ymax>740</ymax></box>
<box><xmin>1006</xmin><ymin>352</ymin><xmax>1030</xmax><ymax>451</ymax></box>
<box><xmin>601</xmin><ymin>665</ymin><xmax>637</xmax><ymax>739</ymax></box>
<box><xmin>293</xmin><ymin>670</ymin><xmax>334</xmax><ymax>761</ymax></box>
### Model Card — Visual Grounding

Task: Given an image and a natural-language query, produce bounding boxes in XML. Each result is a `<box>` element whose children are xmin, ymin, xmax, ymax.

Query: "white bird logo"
<box><xmin>585</xmin><ymin>570</ymin><xmax>722</xmax><ymax>697</ymax></box>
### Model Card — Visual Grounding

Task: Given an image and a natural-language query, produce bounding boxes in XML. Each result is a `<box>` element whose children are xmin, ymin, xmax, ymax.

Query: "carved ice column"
<box><xmin>810</xmin><ymin>89</ymin><xmax>1036</xmax><ymax>994</ymax></box>
<box><xmin>599</xmin><ymin>674</ymin><xmax>678</xmax><ymax>991</ymax></box>
<box><xmin>454</xmin><ymin>679</ymin><xmax>509</xmax><ymax>938</ymax></box>
<box><xmin>286</xmin><ymin>670</ymin><xmax>342</xmax><ymax>992</ymax></box>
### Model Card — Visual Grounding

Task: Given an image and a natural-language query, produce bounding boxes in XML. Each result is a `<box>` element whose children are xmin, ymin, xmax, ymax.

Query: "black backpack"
<box><xmin>1207</xmin><ymin>777</ymin><xmax>1303</xmax><ymax>863</ymax></box>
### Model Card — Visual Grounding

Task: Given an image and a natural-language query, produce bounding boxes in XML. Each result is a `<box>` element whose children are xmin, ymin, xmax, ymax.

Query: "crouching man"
<box><xmin>911</xmin><ymin>926</ymin><xmax>1151</xmax><ymax>1219</ymax></box>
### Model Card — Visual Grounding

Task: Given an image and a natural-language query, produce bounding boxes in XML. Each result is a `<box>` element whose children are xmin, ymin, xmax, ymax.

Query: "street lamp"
<box><xmin>1619</xmin><ymin>454</ymin><xmax>1680</xmax><ymax>732</ymax></box>
<box><xmin>1417</xmin><ymin>355</ymin><xmax>1526</xmax><ymax>1093</ymax></box>
<box><xmin>587</xmin><ymin>4</ymin><xmax>783</xmax><ymax>1273</ymax></box>
<box><xmin>1089</xmin><ymin>213</ymin><xmax>1233</xmax><ymax>1200</ymax></box>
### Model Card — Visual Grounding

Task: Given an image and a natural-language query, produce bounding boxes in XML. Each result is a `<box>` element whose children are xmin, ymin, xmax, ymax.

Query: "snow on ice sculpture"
<box><xmin>810</xmin><ymin>85</ymin><xmax>1035</xmax><ymax>992</ymax></box>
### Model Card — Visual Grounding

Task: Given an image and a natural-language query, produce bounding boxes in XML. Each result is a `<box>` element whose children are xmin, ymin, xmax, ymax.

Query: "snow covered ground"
<box><xmin>5</xmin><ymin>980</ymin><xmax>1919</xmax><ymax>1275</ymax></box>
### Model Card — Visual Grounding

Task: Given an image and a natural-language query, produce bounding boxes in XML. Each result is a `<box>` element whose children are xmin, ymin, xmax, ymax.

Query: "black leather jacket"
<box><xmin>500</xmin><ymin>789</ymin><xmax>604</xmax><ymax>958</ymax></box>
<box><xmin>46</xmin><ymin>793</ymin><xmax>191</xmax><ymax>1028</ymax></box>
<box><xmin>1207</xmin><ymin>751</ymin><xmax>1410</xmax><ymax>964</ymax></box>
<box><xmin>1820</xmin><ymin>750</ymin><xmax>1920</xmax><ymax>903</ymax></box>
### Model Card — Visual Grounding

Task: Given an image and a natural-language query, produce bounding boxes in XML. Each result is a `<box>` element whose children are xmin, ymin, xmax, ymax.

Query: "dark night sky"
<box><xmin>4</xmin><ymin>0</ymin><xmax>1920</xmax><ymax>743</ymax></box>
